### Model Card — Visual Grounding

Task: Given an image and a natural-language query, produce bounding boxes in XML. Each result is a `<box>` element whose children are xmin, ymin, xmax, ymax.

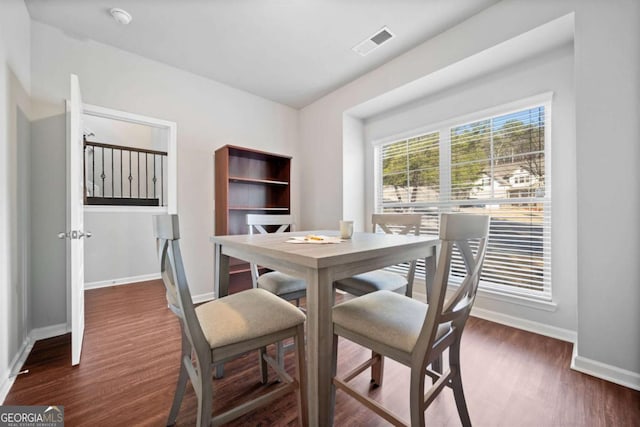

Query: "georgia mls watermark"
<box><xmin>0</xmin><ymin>406</ymin><xmax>64</xmax><ymax>427</ymax></box>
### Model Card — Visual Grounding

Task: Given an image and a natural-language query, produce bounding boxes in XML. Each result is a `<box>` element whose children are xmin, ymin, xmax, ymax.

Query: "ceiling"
<box><xmin>25</xmin><ymin>0</ymin><xmax>499</xmax><ymax>109</ymax></box>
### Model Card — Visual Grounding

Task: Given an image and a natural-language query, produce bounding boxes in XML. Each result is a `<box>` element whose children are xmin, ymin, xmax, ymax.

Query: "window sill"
<box><xmin>412</xmin><ymin>278</ymin><xmax>557</xmax><ymax>312</ymax></box>
<box><xmin>474</xmin><ymin>286</ymin><xmax>557</xmax><ymax>312</ymax></box>
<box><xmin>84</xmin><ymin>205</ymin><xmax>168</xmax><ymax>214</ymax></box>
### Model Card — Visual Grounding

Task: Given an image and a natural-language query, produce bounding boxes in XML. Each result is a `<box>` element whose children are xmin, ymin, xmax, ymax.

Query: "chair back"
<box><xmin>246</xmin><ymin>214</ymin><xmax>295</xmax><ymax>287</ymax></box>
<box><xmin>247</xmin><ymin>214</ymin><xmax>294</xmax><ymax>235</ymax></box>
<box><xmin>372</xmin><ymin>213</ymin><xmax>421</xmax><ymax>236</ymax></box>
<box><xmin>153</xmin><ymin>215</ymin><xmax>210</xmax><ymax>370</ymax></box>
<box><xmin>413</xmin><ymin>213</ymin><xmax>490</xmax><ymax>367</ymax></box>
<box><xmin>372</xmin><ymin>213</ymin><xmax>422</xmax><ymax>292</ymax></box>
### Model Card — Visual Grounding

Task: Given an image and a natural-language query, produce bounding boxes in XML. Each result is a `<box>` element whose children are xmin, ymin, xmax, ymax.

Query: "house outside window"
<box><xmin>375</xmin><ymin>96</ymin><xmax>551</xmax><ymax>300</ymax></box>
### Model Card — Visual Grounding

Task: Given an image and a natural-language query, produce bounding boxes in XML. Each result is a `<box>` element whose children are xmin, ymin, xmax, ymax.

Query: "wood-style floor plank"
<box><xmin>5</xmin><ymin>280</ymin><xmax>639</xmax><ymax>426</ymax></box>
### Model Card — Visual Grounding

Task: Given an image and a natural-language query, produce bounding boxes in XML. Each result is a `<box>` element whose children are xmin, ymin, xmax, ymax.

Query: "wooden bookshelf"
<box><xmin>214</xmin><ymin>145</ymin><xmax>291</xmax><ymax>288</ymax></box>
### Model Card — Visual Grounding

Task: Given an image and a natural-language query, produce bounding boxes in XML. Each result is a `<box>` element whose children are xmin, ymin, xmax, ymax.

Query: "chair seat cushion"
<box><xmin>195</xmin><ymin>288</ymin><xmax>306</xmax><ymax>349</ymax></box>
<box><xmin>257</xmin><ymin>271</ymin><xmax>306</xmax><ymax>296</ymax></box>
<box><xmin>334</xmin><ymin>270</ymin><xmax>407</xmax><ymax>296</ymax></box>
<box><xmin>332</xmin><ymin>290</ymin><xmax>450</xmax><ymax>355</ymax></box>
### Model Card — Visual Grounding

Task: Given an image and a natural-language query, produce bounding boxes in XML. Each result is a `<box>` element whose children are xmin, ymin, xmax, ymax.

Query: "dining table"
<box><xmin>211</xmin><ymin>230</ymin><xmax>440</xmax><ymax>427</ymax></box>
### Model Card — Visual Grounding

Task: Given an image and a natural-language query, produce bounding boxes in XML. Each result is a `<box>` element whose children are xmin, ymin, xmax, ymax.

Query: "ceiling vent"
<box><xmin>352</xmin><ymin>26</ymin><xmax>395</xmax><ymax>57</ymax></box>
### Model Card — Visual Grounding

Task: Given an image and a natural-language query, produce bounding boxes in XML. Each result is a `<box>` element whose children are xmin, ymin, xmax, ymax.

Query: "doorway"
<box><xmin>80</xmin><ymin>104</ymin><xmax>177</xmax><ymax>291</ymax></box>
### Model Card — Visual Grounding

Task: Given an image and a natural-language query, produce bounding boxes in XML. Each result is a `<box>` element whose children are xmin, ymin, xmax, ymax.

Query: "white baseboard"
<box><xmin>30</xmin><ymin>323</ymin><xmax>70</xmax><ymax>342</ymax></box>
<box><xmin>192</xmin><ymin>292</ymin><xmax>215</xmax><ymax>304</ymax></box>
<box><xmin>1</xmin><ymin>323</ymin><xmax>70</xmax><ymax>403</ymax></box>
<box><xmin>0</xmin><ymin>336</ymin><xmax>34</xmax><ymax>404</ymax></box>
<box><xmin>413</xmin><ymin>288</ymin><xmax>575</xmax><ymax>343</ymax></box>
<box><xmin>84</xmin><ymin>273</ymin><xmax>161</xmax><ymax>290</ymax></box>
<box><xmin>571</xmin><ymin>344</ymin><xmax>640</xmax><ymax>391</ymax></box>
<box><xmin>469</xmin><ymin>306</ymin><xmax>577</xmax><ymax>343</ymax></box>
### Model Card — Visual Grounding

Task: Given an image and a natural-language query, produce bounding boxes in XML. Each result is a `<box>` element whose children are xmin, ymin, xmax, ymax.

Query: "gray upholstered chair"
<box><xmin>334</xmin><ymin>213</ymin><xmax>422</xmax><ymax>297</ymax></box>
<box><xmin>154</xmin><ymin>214</ymin><xmax>308</xmax><ymax>427</ymax></box>
<box><xmin>331</xmin><ymin>213</ymin><xmax>490</xmax><ymax>427</ymax></box>
<box><xmin>247</xmin><ymin>214</ymin><xmax>306</xmax><ymax>303</ymax></box>
<box><xmin>247</xmin><ymin>214</ymin><xmax>307</xmax><ymax>368</ymax></box>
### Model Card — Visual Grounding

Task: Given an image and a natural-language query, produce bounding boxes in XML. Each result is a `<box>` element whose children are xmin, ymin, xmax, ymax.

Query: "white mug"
<box><xmin>339</xmin><ymin>220</ymin><xmax>354</xmax><ymax>239</ymax></box>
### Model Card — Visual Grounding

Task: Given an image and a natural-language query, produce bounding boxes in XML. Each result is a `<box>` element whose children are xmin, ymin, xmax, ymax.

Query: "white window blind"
<box><xmin>375</xmin><ymin>100</ymin><xmax>551</xmax><ymax>300</ymax></box>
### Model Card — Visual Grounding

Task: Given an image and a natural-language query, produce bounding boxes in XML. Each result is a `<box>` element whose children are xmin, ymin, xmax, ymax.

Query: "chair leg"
<box><xmin>371</xmin><ymin>351</ymin><xmax>385</xmax><ymax>387</ymax></box>
<box><xmin>259</xmin><ymin>346</ymin><xmax>269</xmax><ymax>384</ymax></box>
<box><xmin>295</xmin><ymin>324</ymin><xmax>309</xmax><ymax>427</ymax></box>
<box><xmin>409</xmin><ymin>367</ymin><xmax>427</xmax><ymax>427</ymax></box>
<box><xmin>167</xmin><ymin>330</ymin><xmax>190</xmax><ymax>426</ymax></box>
<box><xmin>276</xmin><ymin>341</ymin><xmax>285</xmax><ymax>372</ymax></box>
<box><xmin>450</xmin><ymin>340</ymin><xmax>471</xmax><ymax>427</ymax></box>
<box><xmin>196</xmin><ymin>365</ymin><xmax>213</xmax><ymax>427</ymax></box>
<box><xmin>330</xmin><ymin>333</ymin><xmax>339</xmax><ymax>425</ymax></box>
<box><xmin>214</xmin><ymin>364</ymin><xmax>224</xmax><ymax>378</ymax></box>
<box><xmin>167</xmin><ymin>358</ymin><xmax>188</xmax><ymax>426</ymax></box>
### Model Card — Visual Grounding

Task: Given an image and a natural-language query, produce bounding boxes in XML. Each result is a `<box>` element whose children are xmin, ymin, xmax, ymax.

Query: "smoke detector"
<box><xmin>352</xmin><ymin>26</ymin><xmax>395</xmax><ymax>56</ymax></box>
<box><xmin>110</xmin><ymin>8</ymin><xmax>132</xmax><ymax>25</ymax></box>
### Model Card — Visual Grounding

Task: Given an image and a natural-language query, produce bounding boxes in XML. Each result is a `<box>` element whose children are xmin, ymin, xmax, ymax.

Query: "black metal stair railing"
<box><xmin>84</xmin><ymin>139</ymin><xmax>168</xmax><ymax>207</ymax></box>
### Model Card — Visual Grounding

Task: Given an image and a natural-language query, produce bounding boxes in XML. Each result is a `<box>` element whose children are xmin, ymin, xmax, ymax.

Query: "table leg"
<box><xmin>214</xmin><ymin>243</ymin><xmax>229</xmax><ymax>299</ymax></box>
<box><xmin>214</xmin><ymin>243</ymin><xmax>229</xmax><ymax>378</ymax></box>
<box><xmin>424</xmin><ymin>245</ymin><xmax>437</xmax><ymax>303</ymax></box>
<box><xmin>305</xmin><ymin>268</ymin><xmax>335</xmax><ymax>427</ymax></box>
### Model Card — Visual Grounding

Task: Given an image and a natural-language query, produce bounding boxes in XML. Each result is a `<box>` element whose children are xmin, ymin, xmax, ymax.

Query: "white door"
<box><xmin>66</xmin><ymin>74</ymin><xmax>86</xmax><ymax>365</ymax></box>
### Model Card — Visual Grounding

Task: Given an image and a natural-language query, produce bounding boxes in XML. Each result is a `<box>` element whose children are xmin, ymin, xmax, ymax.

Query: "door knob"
<box><xmin>58</xmin><ymin>230</ymin><xmax>92</xmax><ymax>239</ymax></box>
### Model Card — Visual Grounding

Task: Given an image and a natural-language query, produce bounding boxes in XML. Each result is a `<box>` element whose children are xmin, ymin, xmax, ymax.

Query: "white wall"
<box><xmin>83</xmin><ymin>114</ymin><xmax>156</xmax><ymax>150</ymax></box>
<box><xmin>342</xmin><ymin>115</ymin><xmax>365</xmax><ymax>230</ymax></box>
<box><xmin>299</xmin><ymin>0</ymin><xmax>640</xmax><ymax>386</ymax></box>
<box><xmin>363</xmin><ymin>44</ymin><xmax>576</xmax><ymax>332</ymax></box>
<box><xmin>84</xmin><ymin>212</ymin><xmax>159</xmax><ymax>286</ymax></box>
<box><xmin>29</xmin><ymin>21</ymin><xmax>300</xmax><ymax>327</ymax></box>
<box><xmin>0</xmin><ymin>0</ymin><xmax>31</xmax><ymax>401</ymax></box>
<box><xmin>572</xmin><ymin>0</ymin><xmax>640</xmax><ymax>386</ymax></box>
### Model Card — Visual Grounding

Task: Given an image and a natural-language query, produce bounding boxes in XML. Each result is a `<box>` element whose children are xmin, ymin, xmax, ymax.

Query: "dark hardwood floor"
<box><xmin>5</xmin><ymin>279</ymin><xmax>639</xmax><ymax>426</ymax></box>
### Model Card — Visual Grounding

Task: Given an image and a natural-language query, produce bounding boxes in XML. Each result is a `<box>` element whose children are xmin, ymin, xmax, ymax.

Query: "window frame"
<box><xmin>373</xmin><ymin>93</ymin><xmax>553</xmax><ymax>302</ymax></box>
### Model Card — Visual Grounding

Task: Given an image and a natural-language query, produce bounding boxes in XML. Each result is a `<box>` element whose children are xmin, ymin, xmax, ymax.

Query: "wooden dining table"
<box><xmin>211</xmin><ymin>230</ymin><xmax>439</xmax><ymax>427</ymax></box>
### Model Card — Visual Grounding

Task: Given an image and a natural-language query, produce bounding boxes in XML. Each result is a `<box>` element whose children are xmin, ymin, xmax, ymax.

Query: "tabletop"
<box><xmin>211</xmin><ymin>230</ymin><xmax>439</xmax><ymax>270</ymax></box>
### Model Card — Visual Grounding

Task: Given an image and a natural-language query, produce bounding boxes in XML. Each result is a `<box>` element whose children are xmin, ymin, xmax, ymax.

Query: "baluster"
<box><xmin>111</xmin><ymin>148</ymin><xmax>114</xmax><ymax>198</ymax></box>
<box><xmin>128</xmin><ymin>150</ymin><xmax>133</xmax><ymax>198</ymax></box>
<box><xmin>83</xmin><ymin>144</ymin><xmax>87</xmax><ymax>203</ymax></box>
<box><xmin>137</xmin><ymin>151</ymin><xmax>140</xmax><ymax>199</ymax></box>
<box><xmin>120</xmin><ymin>149</ymin><xmax>123</xmax><ymax>198</ymax></box>
<box><xmin>101</xmin><ymin>147</ymin><xmax>106</xmax><ymax>197</ymax></box>
<box><xmin>145</xmin><ymin>152</ymin><xmax>149</xmax><ymax>199</ymax></box>
<box><xmin>160</xmin><ymin>155</ymin><xmax>164</xmax><ymax>207</ymax></box>
<box><xmin>92</xmin><ymin>145</ymin><xmax>95</xmax><ymax>197</ymax></box>
<box><xmin>153</xmin><ymin>154</ymin><xmax>157</xmax><ymax>201</ymax></box>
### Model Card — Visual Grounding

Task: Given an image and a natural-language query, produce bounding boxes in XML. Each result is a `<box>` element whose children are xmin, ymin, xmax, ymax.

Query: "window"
<box><xmin>375</xmin><ymin>97</ymin><xmax>551</xmax><ymax>300</ymax></box>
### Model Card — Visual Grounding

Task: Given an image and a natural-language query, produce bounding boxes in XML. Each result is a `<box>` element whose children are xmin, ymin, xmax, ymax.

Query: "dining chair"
<box><xmin>247</xmin><ymin>214</ymin><xmax>307</xmax><ymax>304</ymax></box>
<box><xmin>247</xmin><ymin>214</ymin><xmax>307</xmax><ymax>369</ymax></box>
<box><xmin>331</xmin><ymin>213</ymin><xmax>490</xmax><ymax>427</ymax></box>
<box><xmin>334</xmin><ymin>213</ymin><xmax>422</xmax><ymax>298</ymax></box>
<box><xmin>153</xmin><ymin>214</ymin><xmax>308</xmax><ymax>427</ymax></box>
